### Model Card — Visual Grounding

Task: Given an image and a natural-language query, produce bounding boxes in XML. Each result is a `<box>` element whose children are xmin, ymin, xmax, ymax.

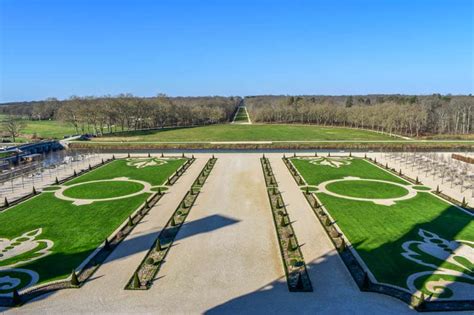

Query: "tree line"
<box><xmin>245</xmin><ymin>94</ymin><xmax>473</xmax><ymax>136</ymax></box>
<box><xmin>0</xmin><ymin>95</ymin><xmax>241</xmax><ymax>135</ymax></box>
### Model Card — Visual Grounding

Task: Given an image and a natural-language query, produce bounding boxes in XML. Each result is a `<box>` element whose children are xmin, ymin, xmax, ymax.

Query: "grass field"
<box><xmin>233</xmin><ymin>107</ymin><xmax>250</xmax><ymax>123</ymax></box>
<box><xmin>93</xmin><ymin>124</ymin><xmax>396</xmax><ymax>142</ymax></box>
<box><xmin>290</xmin><ymin>156</ymin><xmax>474</xmax><ymax>299</ymax></box>
<box><xmin>0</xmin><ymin>115</ymin><xmax>77</xmax><ymax>142</ymax></box>
<box><xmin>0</xmin><ymin>157</ymin><xmax>187</xmax><ymax>295</ymax></box>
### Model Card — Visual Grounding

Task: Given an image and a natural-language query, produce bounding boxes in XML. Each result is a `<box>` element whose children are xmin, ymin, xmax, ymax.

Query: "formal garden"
<box><xmin>0</xmin><ymin>156</ymin><xmax>189</xmax><ymax>301</ymax></box>
<box><xmin>287</xmin><ymin>155</ymin><xmax>473</xmax><ymax>304</ymax></box>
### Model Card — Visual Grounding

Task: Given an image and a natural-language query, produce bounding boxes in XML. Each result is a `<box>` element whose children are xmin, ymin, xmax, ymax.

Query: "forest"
<box><xmin>245</xmin><ymin>94</ymin><xmax>473</xmax><ymax>137</ymax></box>
<box><xmin>0</xmin><ymin>94</ymin><xmax>472</xmax><ymax>137</ymax></box>
<box><xmin>0</xmin><ymin>95</ymin><xmax>241</xmax><ymax>135</ymax></box>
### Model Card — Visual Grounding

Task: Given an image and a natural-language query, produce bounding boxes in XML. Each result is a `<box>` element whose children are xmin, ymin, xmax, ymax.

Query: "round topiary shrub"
<box><xmin>146</xmin><ymin>257</ymin><xmax>155</xmax><ymax>265</ymax></box>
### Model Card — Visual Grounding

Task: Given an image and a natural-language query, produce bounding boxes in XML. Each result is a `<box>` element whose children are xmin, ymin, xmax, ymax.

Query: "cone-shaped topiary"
<box><xmin>161</xmin><ymin>152</ymin><xmax>164</xmax><ymax>157</ymax></box>
<box><xmin>104</xmin><ymin>238</ymin><xmax>110</xmax><ymax>250</ymax></box>
<box><xmin>32</xmin><ymin>186</ymin><xmax>37</xmax><ymax>195</ymax></box>
<box><xmin>399</xmin><ymin>169</ymin><xmax>402</xmax><ymax>176</ymax></box>
<box><xmin>338</xmin><ymin>238</ymin><xmax>346</xmax><ymax>252</ymax></box>
<box><xmin>158</xmin><ymin>187</ymin><xmax>162</xmax><ymax>195</ymax></box>
<box><xmin>148</xmin><ymin>152</ymin><xmax>151</xmax><ymax>157</ymax></box>
<box><xmin>128</xmin><ymin>216</ymin><xmax>133</xmax><ymax>227</ymax></box>
<box><xmin>4</xmin><ymin>197</ymin><xmax>9</xmax><ymax>207</ymax></box>
<box><xmin>132</xmin><ymin>272</ymin><xmax>141</xmax><ymax>288</ymax></box>
<box><xmin>416</xmin><ymin>176</ymin><xmax>420</xmax><ymax>184</ymax></box>
<box><xmin>462</xmin><ymin>197</ymin><xmax>467</xmax><ymax>207</ymax></box>
<box><xmin>349</xmin><ymin>152</ymin><xmax>352</xmax><ymax>157</ymax></box>
<box><xmin>273</xmin><ymin>187</ymin><xmax>277</xmax><ymax>195</ymax></box>
<box><xmin>305</xmin><ymin>186</ymin><xmax>309</xmax><ymax>194</ymax></box>
<box><xmin>294</xmin><ymin>272</ymin><xmax>304</xmax><ymax>290</ymax></box>
<box><xmin>328</xmin><ymin>152</ymin><xmax>331</xmax><ymax>157</ymax></box>
<box><xmin>364</xmin><ymin>153</ymin><xmax>367</xmax><ymax>159</ymax></box>
<box><xmin>362</xmin><ymin>272</ymin><xmax>370</xmax><ymax>290</ymax></box>
<box><xmin>156</xmin><ymin>239</ymin><xmax>161</xmax><ymax>251</ymax></box>
<box><xmin>127</xmin><ymin>153</ymin><xmax>130</xmax><ymax>158</ymax></box>
<box><xmin>182</xmin><ymin>200</ymin><xmax>187</xmax><ymax>208</ymax></box>
<box><xmin>280</xmin><ymin>216</ymin><xmax>287</xmax><ymax>227</ymax></box>
<box><xmin>385</xmin><ymin>163</ymin><xmax>388</xmax><ymax>169</ymax></box>
<box><xmin>101</xmin><ymin>158</ymin><xmax>105</xmax><ymax>164</ymax></box>
<box><xmin>145</xmin><ymin>200</ymin><xmax>150</xmax><ymax>208</ymax></box>
<box><xmin>324</xmin><ymin>216</ymin><xmax>331</xmax><ymax>226</ymax></box>
<box><xmin>88</xmin><ymin>164</ymin><xmax>92</xmax><ymax>170</ymax></box>
<box><xmin>374</xmin><ymin>157</ymin><xmax>377</xmax><ymax>163</ymax></box>
<box><xmin>313</xmin><ymin>199</ymin><xmax>318</xmax><ymax>208</ymax></box>
<box><xmin>12</xmin><ymin>289</ymin><xmax>21</xmax><ymax>306</ymax></box>
<box><xmin>182</xmin><ymin>153</ymin><xmax>185</xmax><ymax>158</ymax></box>
<box><xmin>288</xmin><ymin>238</ymin><xmax>297</xmax><ymax>251</ymax></box>
<box><xmin>171</xmin><ymin>216</ymin><xmax>177</xmax><ymax>226</ymax></box>
<box><xmin>112</xmin><ymin>154</ymin><xmax>115</xmax><ymax>160</ymax></box>
<box><xmin>73</xmin><ymin>169</ymin><xmax>77</xmax><ymax>176</ymax></box>
<box><xmin>277</xmin><ymin>198</ymin><xmax>282</xmax><ymax>208</ymax></box>
<box><xmin>55</xmin><ymin>177</ymin><xmax>59</xmax><ymax>185</ymax></box>
<box><xmin>71</xmin><ymin>269</ymin><xmax>79</xmax><ymax>286</ymax></box>
<box><xmin>436</xmin><ymin>185</ymin><xmax>440</xmax><ymax>194</ymax></box>
<box><xmin>299</xmin><ymin>177</ymin><xmax>304</xmax><ymax>185</ymax></box>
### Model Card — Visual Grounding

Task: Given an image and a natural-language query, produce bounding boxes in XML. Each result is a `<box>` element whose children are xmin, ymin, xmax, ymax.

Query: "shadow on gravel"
<box><xmin>204</xmin><ymin>252</ymin><xmax>413</xmax><ymax>314</ymax></box>
<box><xmin>9</xmin><ymin>214</ymin><xmax>240</xmax><ymax>308</ymax></box>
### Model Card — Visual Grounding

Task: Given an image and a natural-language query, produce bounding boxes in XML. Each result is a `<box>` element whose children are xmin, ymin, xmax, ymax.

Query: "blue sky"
<box><xmin>0</xmin><ymin>0</ymin><xmax>472</xmax><ymax>102</ymax></box>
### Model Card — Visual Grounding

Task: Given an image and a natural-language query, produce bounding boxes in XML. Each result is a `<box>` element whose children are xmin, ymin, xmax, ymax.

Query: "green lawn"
<box><xmin>63</xmin><ymin>181</ymin><xmax>145</xmax><ymax>199</ymax></box>
<box><xmin>233</xmin><ymin>107</ymin><xmax>249</xmax><ymax>122</ymax></box>
<box><xmin>0</xmin><ymin>157</ymin><xmax>187</xmax><ymax>295</ymax></box>
<box><xmin>21</xmin><ymin>120</ymin><xmax>77</xmax><ymax>139</ymax></box>
<box><xmin>94</xmin><ymin>124</ymin><xmax>397</xmax><ymax>142</ymax></box>
<box><xmin>290</xmin><ymin>157</ymin><xmax>474</xmax><ymax>298</ymax></box>
<box><xmin>325</xmin><ymin>180</ymin><xmax>409</xmax><ymax>199</ymax></box>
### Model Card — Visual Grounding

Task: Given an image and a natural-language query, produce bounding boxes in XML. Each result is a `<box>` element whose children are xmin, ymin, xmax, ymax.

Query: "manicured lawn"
<box><xmin>66</xmin><ymin>158</ymin><xmax>186</xmax><ymax>186</ymax></box>
<box><xmin>291</xmin><ymin>157</ymin><xmax>408</xmax><ymax>185</ymax></box>
<box><xmin>63</xmin><ymin>181</ymin><xmax>144</xmax><ymax>199</ymax></box>
<box><xmin>94</xmin><ymin>124</ymin><xmax>397</xmax><ymax>142</ymax></box>
<box><xmin>0</xmin><ymin>157</ymin><xmax>187</xmax><ymax>294</ymax></box>
<box><xmin>233</xmin><ymin>107</ymin><xmax>249</xmax><ymax>122</ymax></box>
<box><xmin>325</xmin><ymin>180</ymin><xmax>409</xmax><ymax>199</ymax></box>
<box><xmin>290</xmin><ymin>157</ymin><xmax>474</xmax><ymax>298</ymax></box>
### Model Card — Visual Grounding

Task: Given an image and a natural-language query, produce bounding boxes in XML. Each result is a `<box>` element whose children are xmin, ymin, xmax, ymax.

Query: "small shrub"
<box><xmin>32</xmin><ymin>186</ymin><xmax>37</xmax><ymax>195</ymax></box>
<box><xmin>71</xmin><ymin>269</ymin><xmax>79</xmax><ymax>286</ymax></box>
<box><xmin>104</xmin><ymin>238</ymin><xmax>110</xmax><ymax>250</ymax></box>
<box><xmin>280</xmin><ymin>216</ymin><xmax>287</xmax><ymax>227</ymax></box>
<box><xmin>146</xmin><ymin>257</ymin><xmax>154</xmax><ymax>265</ymax></box>
<box><xmin>55</xmin><ymin>177</ymin><xmax>59</xmax><ymax>185</ymax></box>
<box><xmin>155</xmin><ymin>239</ymin><xmax>162</xmax><ymax>251</ymax></box>
<box><xmin>4</xmin><ymin>197</ymin><xmax>9</xmax><ymax>207</ymax></box>
<box><xmin>128</xmin><ymin>216</ymin><xmax>134</xmax><ymax>227</ymax></box>
<box><xmin>132</xmin><ymin>272</ymin><xmax>141</xmax><ymax>288</ymax></box>
<box><xmin>436</xmin><ymin>185</ymin><xmax>440</xmax><ymax>194</ymax></box>
<box><xmin>324</xmin><ymin>217</ymin><xmax>331</xmax><ymax>226</ymax></box>
<box><xmin>12</xmin><ymin>289</ymin><xmax>21</xmax><ymax>306</ymax></box>
<box><xmin>362</xmin><ymin>272</ymin><xmax>370</xmax><ymax>290</ymax></box>
<box><xmin>461</xmin><ymin>197</ymin><xmax>468</xmax><ymax>207</ymax></box>
<box><xmin>296</xmin><ymin>273</ymin><xmax>305</xmax><ymax>290</ymax></box>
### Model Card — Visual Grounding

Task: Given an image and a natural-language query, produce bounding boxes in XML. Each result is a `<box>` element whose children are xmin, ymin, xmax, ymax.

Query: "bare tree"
<box><xmin>2</xmin><ymin>116</ymin><xmax>27</xmax><ymax>142</ymax></box>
